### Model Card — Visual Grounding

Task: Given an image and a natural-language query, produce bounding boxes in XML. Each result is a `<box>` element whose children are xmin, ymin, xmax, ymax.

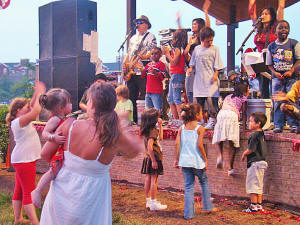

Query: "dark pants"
<box><xmin>127</xmin><ymin>75</ymin><xmax>146</xmax><ymax>123</ymax></box>
<box><xmin>196</xmin><ymin>97</ymin><xmax>219</xmax><ymax>115</ymax></box>
<box><xmin>258</xmin><ymin>74</ymin><xmax>270</xmax><ymax>99</ymax></box>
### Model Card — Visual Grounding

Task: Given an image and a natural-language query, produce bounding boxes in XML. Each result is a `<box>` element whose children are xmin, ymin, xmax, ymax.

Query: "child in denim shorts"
<box><xmin>242</xmin><ymin>112</ymin><xmax>268</xmax><ymax>212</ymax></box>
<box><xmin>162</xmin><ymin>29</ymin><xmax>188</xmax><ymax>120</ymax></box>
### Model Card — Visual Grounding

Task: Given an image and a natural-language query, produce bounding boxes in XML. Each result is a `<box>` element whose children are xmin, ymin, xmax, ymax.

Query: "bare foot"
<box><xmin>14</xmin><ymin>218</ymin><xmax>30</xmax><ymax>225</ymax></box>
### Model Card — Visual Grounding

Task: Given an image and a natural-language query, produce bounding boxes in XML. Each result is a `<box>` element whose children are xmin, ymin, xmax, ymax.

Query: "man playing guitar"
<box><xmin>122</xmin><ymin>15</ymin><xmax>157</xmax><ymax>123</ymax></box>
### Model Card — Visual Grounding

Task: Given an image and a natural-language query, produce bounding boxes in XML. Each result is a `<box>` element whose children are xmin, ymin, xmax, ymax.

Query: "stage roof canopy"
<box><xmin>183</xmin><ymin>0</ymin><xmax>300</xmax><ymax>24</ymax></box>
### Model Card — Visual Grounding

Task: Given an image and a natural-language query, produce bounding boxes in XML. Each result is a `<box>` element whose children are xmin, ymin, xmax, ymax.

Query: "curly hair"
<box><xmin>181</xmin><ymin>103</ymin><xmax>202</xmax><ymax>124</ymax></box>
<box><xmin>171</xmin><ymin>29</ymin><xmax>188</xmax><ymax>49</ymax></box>
<box><xmin>6</xmin><ymin>98</ymin><xmax>28</xmax><ymax>126</ymax></box>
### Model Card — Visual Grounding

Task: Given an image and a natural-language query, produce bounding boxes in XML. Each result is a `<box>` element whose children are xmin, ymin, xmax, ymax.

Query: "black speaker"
<box><xmin>39</xmin><ymin>0</ymin><xmax>97</xmax><ymax>110</ymax></box>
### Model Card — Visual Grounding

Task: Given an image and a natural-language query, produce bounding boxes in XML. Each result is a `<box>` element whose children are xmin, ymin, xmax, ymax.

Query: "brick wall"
<box><xmin>110</xmin><ymin>131</ymin><xmax>300</xmax><ymax>209</ymax></box>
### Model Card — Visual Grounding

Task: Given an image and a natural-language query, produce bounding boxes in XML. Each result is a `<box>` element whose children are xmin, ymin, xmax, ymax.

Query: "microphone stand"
<box><xmin>236</xmin><ymin>25</ymin><xmax>256</xmax><ymax>55</ymax></box>
<box><xmin>117</xmin><ymin>27</ymin><xmax>136</xmax><ymax>53</ymax></box>
<box><xmin>236</xmin><ymin>24</ymin><xmax>258</xmax><ymax>75</ymax></box>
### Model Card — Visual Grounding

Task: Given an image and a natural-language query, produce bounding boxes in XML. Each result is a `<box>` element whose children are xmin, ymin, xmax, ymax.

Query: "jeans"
<box><xmin>186</xmin><ymin>92</ymin><xmax>193</xmax><ymax>103</ymax></box>
<box><xmin>272</xmin><ymin>77</ymin><xmax>298</xmax><ymax>128</ymax></box>
<box><xmin>167</xmin><ymin>74</ymin><xmax>185</xmax><ymax>105</ymax></box>
<box><xmin>182</xmin><ymin>167</ymin><xmax>214</xmax><ymax>219</ymax></box>
<box><xmin>145</xmin><ymin>93</ymin><xmax>163</xmax><ymax>110</ymax></box>
<box><xmin>196</xmin><ymin>97</ymin><xmax>219</xmax><ymax>115</ymax></box>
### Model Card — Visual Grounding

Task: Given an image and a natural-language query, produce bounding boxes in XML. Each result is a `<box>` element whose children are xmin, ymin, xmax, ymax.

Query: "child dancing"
<box><xmin>140</xmin><ymin>108</ymin><xmax>167</xmax><ymax>211</ymax></box>
<box><xmin>212</xmin><ymin>81</ymin><xmax>249</xmax><ymax>176</ymax></box>
<box><xmin>162</xmin><ymin>29</ymin><xmax>187</xmax><ymax>120</ymax></box>
<box><xmin>31</xmin><ymin>88</ymin><xmax>72</xmax><ymax>208</ymax></box>
<box><xmin>6</xmin><ymin>81</ymin><xmax>46</xmax><ymax>225</ymax></box>
<box><xmin>175</xmin><ymin>103</ymin><xmax>217</xmax><ymax>219</ymax></box>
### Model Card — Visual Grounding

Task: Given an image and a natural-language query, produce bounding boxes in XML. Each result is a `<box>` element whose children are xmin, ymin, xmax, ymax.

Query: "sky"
<box><xmin>0</xmin><ymin>0</ymin><xmax>299</xmax><ymax>67</ymax></box>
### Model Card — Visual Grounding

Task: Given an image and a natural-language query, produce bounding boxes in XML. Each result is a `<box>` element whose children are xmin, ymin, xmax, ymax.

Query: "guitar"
<box><xmin>123</xmin><ymin>48</ymin><xmax>147</xmax><ymax>82</ymax></box>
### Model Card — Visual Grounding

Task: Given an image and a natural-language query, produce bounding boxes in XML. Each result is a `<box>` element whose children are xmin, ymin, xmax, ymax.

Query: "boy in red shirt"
<box><xmin>138</xmin><ymin>47</ymin><xmax>166</xmax><ymax>112</ymax></box>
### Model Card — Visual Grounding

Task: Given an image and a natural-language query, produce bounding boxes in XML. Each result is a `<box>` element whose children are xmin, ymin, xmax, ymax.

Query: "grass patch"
<box><xmin>0</xmin><ymin>192</ymin><xmax>42</xmax><ymax>225</ymax></box>
<box><xmin>0</xmin><ymin>191</ymin><xmax>145</xmax><ymax>225</ymax></box>
<box><xmin>113</xmin><ymin>212</ymin><xmax>146</xmax><ymax>225</ymax></box>
<box><xmin>0</xmin><ymin>192</ymin><xmax>14</xmax><ymax>225</ymax></box>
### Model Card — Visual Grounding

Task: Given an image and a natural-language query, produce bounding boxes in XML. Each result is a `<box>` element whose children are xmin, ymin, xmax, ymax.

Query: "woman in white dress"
<box><xmin>40</xmin><ymin>82</ymin><xmax>144</xmax><ymax>225</ymax></box>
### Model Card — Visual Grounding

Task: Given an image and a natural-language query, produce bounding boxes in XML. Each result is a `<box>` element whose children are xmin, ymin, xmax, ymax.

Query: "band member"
<box><xmin>122</xmin><ymin>15</ymin><xmax>157</xmax><ymax>123</ymax></box>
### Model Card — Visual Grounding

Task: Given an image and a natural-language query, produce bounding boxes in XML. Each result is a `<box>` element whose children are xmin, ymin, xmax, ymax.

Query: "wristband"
<box><xmin>49</xmin><ymin>134</ymin><xmax>55</xmax><ymax>142</ymax></box>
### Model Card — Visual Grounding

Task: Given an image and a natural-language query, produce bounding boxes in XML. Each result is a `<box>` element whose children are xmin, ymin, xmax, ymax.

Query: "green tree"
<box><xmin>0</xmin><ymin>105</ymin><xmax>9</xmax><ymax>162</ymax></box>
<box><xmin>10</xmin><ymin>74</ymin><xmax>34</xmax><ymax>98</ymax></box>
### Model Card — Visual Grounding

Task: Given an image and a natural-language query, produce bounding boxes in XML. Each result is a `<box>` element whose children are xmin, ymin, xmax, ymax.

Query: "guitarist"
<box><xmin>122</xmin><ymin>15</ymin><xmax>157</xmax><ymax>123</ymax></box>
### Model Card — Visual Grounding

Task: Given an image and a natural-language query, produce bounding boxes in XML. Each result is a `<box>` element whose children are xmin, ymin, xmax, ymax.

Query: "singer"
<box><xmin>248</xmin><ymin>0</ymin><xmax>285</xmax><ymax>99</ymax></box>
<box><xmin>122</xmin><ymin>15</ymin><xmax>157</xmax><ymax>123</ymax></box>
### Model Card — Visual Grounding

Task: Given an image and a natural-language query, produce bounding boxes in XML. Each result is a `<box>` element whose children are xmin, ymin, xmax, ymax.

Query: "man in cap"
<box><xmin>122</xmin><ymin>15</ymin><xmax>157</xmax><ymax>123</ymax></box>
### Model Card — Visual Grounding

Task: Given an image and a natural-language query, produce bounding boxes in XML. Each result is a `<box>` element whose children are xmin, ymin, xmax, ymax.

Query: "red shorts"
<box><xmin>12</xmin><ymin>161</ymin><xmax>36</xmax><ymax>205</ymax></box>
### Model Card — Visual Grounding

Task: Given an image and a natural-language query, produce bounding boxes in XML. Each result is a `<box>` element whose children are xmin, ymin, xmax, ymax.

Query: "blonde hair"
<box><xmin>115</xmin><ymin>85</ymin><xmax>129</xmax><ymax>99</ymax></box>
<box><xmin>6</xmin><ymin>98</ymin><xmax>28</xmax><ymax>126</ymax></box>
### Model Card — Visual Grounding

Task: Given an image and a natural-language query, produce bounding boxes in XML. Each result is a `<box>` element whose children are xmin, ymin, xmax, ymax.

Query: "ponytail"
<box><xmin>89</xmin><ymin>82</ymin><xmax>120</xmax><ymax>147</ymax></box>
<box><xmin>6</xmin><ymin>98</ymin><xmax>28</xmax><ymax>126</ymax></box>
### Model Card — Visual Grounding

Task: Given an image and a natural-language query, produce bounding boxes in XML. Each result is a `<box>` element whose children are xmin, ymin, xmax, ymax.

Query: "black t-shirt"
<box><xmin>247</xmin><ymin>130</ymin><xmax>268</xmax><ymax>168</ymax></box>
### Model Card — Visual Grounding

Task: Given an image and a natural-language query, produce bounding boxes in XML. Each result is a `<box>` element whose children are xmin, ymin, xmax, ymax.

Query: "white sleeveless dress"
<box><xmin>40</xmin><ymin>121</ymin><xmax>112</xmax><ymax>225</ymax></box>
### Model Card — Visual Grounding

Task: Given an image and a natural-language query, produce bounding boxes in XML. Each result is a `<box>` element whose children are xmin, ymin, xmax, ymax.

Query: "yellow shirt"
<box><xmin>286</xmin><ymin>81</ymin><xmax>300</xmax><ymax>103</ymax></box>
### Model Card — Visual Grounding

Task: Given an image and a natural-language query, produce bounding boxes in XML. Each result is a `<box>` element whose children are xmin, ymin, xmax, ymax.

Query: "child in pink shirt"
<box><xmin>212</xmin><ymin>81</ymin><xmax>249</xmax><ymax>176</ymax></box>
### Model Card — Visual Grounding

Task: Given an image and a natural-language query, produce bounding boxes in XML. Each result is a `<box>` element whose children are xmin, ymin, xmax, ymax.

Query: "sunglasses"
<box><xmin>136</xmin><ymin>20</ymin><xmax>146</xmax><ymax>25</ymax></box>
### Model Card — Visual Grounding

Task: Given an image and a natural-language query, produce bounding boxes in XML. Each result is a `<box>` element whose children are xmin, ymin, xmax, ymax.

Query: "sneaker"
<box><xmin>256</xmin><ymin>204</ymin><xmax>264</xmax><ymax>212</ymax></box>
<box><xmin>243</xmin><ymin>204</ymin><xmax>258</xmax><ymax>213</ymax></box>
<box><xmin>216</xmin><ymin>157</ymin><xmax>223</xmax><ymax>169</ymax></box>
<box><xmin>204</xmin><ymin>117</ymin><xmax>216</xmax><ymax>130</ymax></box>
<box><xmin>227</xmin><ymin>169</ymin><xmax>235</xmax><ymax>176</ymax></box>
<box><xmin>273</xmin><ymin>127</ymin><xmax>282</xmax><ymax>133</ymax></box>
<box><xmin>146</xmin><ymin>199</ymin><xmax>151</xmax><ymax>209</ymax></box>
<box><xmin>291</xmin><ymin>126</ymin><xmax>298</xmax><ymax>133</ymax></box>
<box><xmin>150</xmin><ymin>201</ymin><xmax>167</xmax><ymax>211</ymax></box>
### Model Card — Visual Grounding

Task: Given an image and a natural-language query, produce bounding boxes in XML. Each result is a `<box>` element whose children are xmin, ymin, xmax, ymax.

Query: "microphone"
<box><xmin>252</xmin><ymin>17</ymin><xmax>262</xmax><ymax>27</ymax></box>
<box><xmin>181</xmin><ymin>28</ymin><xmax>192</xmax><ymax>32</ymax></box>
<box><xmin>131</xmin><ymin>24</ymin><xmax>138</xmax><ymax>30</ymax></box>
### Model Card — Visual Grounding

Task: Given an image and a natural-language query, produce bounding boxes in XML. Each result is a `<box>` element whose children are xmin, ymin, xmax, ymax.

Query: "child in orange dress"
<box><xmin>31</xmin><ymin>88</ymin><xmax>72</xmax><ymax>208</ymax></box>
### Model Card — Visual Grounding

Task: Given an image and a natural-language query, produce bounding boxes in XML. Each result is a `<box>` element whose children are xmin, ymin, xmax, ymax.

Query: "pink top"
<box><xmin>222</xmin><ymin>94</ymin><xmax>247</xmax><ymax>119</ymax></box>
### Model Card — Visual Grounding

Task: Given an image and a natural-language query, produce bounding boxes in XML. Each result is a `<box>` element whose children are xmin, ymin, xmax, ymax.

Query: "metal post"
<box><xmin>227</xmin><ymin>4</ymin><xmax>237</xmax><ymax>72</ymax></box>
<box><xmin>126</xmin><ymin>0</ymin><xmax>136</xmax><ymax>50</ymax></box>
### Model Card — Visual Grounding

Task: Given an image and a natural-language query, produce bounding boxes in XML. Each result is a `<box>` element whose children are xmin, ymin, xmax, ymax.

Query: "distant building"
<box><xmin>0</xmin><ymin>63</ymin><xmax>9</xmax><ymax>76</ymax></box>
<box><xmin>103</xmin><ymin>62</ymin><xmax>121</xmax><ymax>73</ymax></box>
<box><xmin>0</xmin><ymin>59</ymin><xmax>36</xmax><ymax>79</ymax></box>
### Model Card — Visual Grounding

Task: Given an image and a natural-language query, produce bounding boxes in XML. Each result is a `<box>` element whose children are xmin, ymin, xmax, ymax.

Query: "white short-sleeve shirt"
<box><xmin>190</xmin><ymin>45</ymin><xmax>224</xmax><ymax>97</ymax></box>
<box><xmin>11</xmin><ymin>118</ymin><xmax>42</xmax><ymax>163</ymax></box>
